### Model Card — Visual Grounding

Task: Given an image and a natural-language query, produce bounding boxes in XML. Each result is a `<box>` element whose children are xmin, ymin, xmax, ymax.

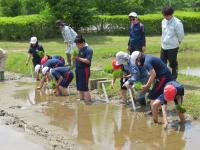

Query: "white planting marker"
<box><xmin>102</xmin><ymin>83</ymin><xmax>109</xmax><ymax>103</ymax></box>
<box><xmin>128</xmin><ymin>89</ymin><xmax>136</xmax><ymax>111</ymax></box>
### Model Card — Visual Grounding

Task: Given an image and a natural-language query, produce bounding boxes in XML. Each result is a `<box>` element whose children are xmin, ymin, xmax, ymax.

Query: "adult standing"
<box><xmin>128</xmin><ymin>12</ymin><xmax>146</xmax><ymax>54</ymax></box>
<box><xmin>56</xmin><ymin>20</ymin><xmax>77</xmax><ymax>66</ymax></box>
<box><xmin>161</xmin><ymin>6</ymin><xmax>184</xmax><ymax>80</ymax></box>
<box><xmin>0</xmin><ymin>48</ymin><xmax>7</xmax><ymax>81</ymax></box>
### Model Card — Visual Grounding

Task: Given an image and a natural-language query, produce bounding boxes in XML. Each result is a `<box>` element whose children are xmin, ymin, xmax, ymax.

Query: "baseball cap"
<box><xmin>30</xmin><ymin>37</ymin><xmax>37</xmax><ymax>44</ymax></box>
<box><xmin>42</xmin><ymin>67</ymin><xmax>49</xmax><ymax>75</ymax></box>
<box><xmin>34</xmin><ymin>64</ymin><xmax>41</xmax><ymax>74</ymax></box>
<box><xmin>130</xmin><ymin>51</ymin><xmax>140</xmax><ymax>64</ymax></box>
<box><xmin>112</xmin><ymin>59</ymin><xmax>121</xmax><ymax>70</ymax></box>
<box><xmin>41</xmin><ymin>57</ymin><xmax>48</xmax><ymax>65</ymax></box>
<box><xmin>164</xmin><ymin>84</ymin><xmax>177</xmax><ymax>101</ymax></box>
<box><xmin>128</xmin><ymin>12</ymin><xmax>138</xmax><ymax>17</ymax></box>
<box><xmin>116</xmin><ymin>51</ymin><xmax>130</xmax><ymax>65</ymax></box>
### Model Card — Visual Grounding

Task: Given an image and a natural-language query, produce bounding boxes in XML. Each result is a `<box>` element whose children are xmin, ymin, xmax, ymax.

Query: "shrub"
<box><xmin>89</xmin><ymin>11</ymin><xmax>200</xmax><ymax>35</ymax></box>
<box><xmin>0</xmin><ymin>14</ymin><xmax>56</xmax><ymax>40</ymax></box>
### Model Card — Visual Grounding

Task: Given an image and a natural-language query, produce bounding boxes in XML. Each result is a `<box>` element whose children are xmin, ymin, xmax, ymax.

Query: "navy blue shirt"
<box><xmin>158</xmin><ymin>81</ymin><xmax>184</xmax><ymax>105</ymax></box>
<box><xmin>75</xmin><ymin>46</ymin><xmax>93</xmax><ymax>68</ymax></box>
<box><xmin>51</xmin><ymin>67</ymin><xmax>72</xmax><ymax>80</ymax></box>
<box><xmin>144</xmin><ymin>55</ymin><xmax>171</xmax><ymax>79</ymax></box>
<box><xmin>52</xmin><ymin>56</ymin><xmax>65</xmax><ymax>64</ymax></box>
<box><xmin>28</xmin><ymin>44</ymin><xmax>44</xmax><ymax>64</ymax></box>
<box><xmin>128</xmin><ymin>22</ymin><xmax>146</xmax><ymax>50</ymax></box>
<box><xmin>43</xmin><ymin>59</ymin><xmax>64</xmax><ymax>68</ymax></box>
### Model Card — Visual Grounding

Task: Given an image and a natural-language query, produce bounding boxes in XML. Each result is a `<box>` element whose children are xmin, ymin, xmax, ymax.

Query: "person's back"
<box><xmin>51</xmin><ymin>67</ymin><xmax>72</xmax><ymax>80</ymax></box>
<box><xmin>144</xmin><ymin>54</ymin><xmax>171</xmax><ymax>79</ymax></box>
<box><xmin>43</xmin><ymin>59</ymin><xmax>64</xmax><ymax>68</ymax></box>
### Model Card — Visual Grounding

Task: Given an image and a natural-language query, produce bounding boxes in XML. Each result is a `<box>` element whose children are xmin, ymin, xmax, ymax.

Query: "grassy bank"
<box><xmin>1</xmin><ymin>34</ymin><xmax>200</xmax><ymax>119</ymax></box>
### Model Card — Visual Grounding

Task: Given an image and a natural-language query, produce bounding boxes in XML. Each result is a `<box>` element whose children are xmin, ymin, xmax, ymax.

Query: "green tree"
<box><xmin>21</xmin><ymin>0</ymin><xmax>48</xmax><ymax>15</ymax></box>
<box><xmin>0</xmin><ymin>0</ymin><xmax>22</xmax><ymax>16</ymax></box>
<box><xmin>46</xmin><ymin>0</ymin><xmax>95</xmax><ymax>31</ymax></box>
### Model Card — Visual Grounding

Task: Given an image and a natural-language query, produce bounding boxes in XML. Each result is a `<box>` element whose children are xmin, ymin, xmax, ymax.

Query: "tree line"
<box><xmin>0</xmin><ymin>0</ymin><xmax>200</xmax><ymax>30</ymax></box>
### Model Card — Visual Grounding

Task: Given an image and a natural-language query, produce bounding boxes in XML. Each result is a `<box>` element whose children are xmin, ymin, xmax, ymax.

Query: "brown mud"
<box><xmin>0</xmin><ymin>74</ymin><xmax>200</xmax><ymax>150</ymax></box>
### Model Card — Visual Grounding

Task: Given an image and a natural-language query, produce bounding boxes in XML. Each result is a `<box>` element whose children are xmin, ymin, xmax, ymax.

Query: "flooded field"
<box><xmin>180</xmin><ymin>67</ymin><xmax>200</xmax><ymax>77</ymax></box>
<box><xmin>0</xmin><ymin>78</ymin><xmax>200</xmax><ymax>149</ymax></box>
<box><xmin>0</xmin><ymin>121</ymin><xmax>45</xmax><ymax>150</ymax></box>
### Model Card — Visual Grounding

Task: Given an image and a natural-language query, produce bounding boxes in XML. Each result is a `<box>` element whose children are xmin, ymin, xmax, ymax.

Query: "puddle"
<box><xmin>43</xmin><ymin>102</ymin><xmax>200</xmax><ymax>150</ymax></box>
<box><xmin>0</xmin><ymin>122</ymin><xmax>45</xmax><ymax>150</ymax></box>
<box><xmin>180</xmin><ymin>67</ymin><xmax>200</xmax><ymax>77</ymax></box>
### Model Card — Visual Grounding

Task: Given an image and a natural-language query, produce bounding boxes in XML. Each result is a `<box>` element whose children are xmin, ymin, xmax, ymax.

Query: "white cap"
<box><xmin>116</xmin><ymin>51</ymin><xmax>130</xmax><ymax>65</ymax></box>
<box><xmin>130</xmin><ymin>51</ymin><xmax>140</xmax><ymax>64</ymax></box>
<box><xmin>34</xmin><ymin>64</ymin><xmax>41</xmax><ymax>74</ymax></box>
<box><xmin>42</xmin><ymin>67</ymin><xmax>49</xmax><ymax>75</ymax></box>
<box><xmin>128</xmin><ymin>12</ymin><xmax>138</xmax><ymax>17</ymax></box>
<box><xmin>30</xmin><ymin>36</ymin><xmax>37</xmax><ymax>44</ymax></box>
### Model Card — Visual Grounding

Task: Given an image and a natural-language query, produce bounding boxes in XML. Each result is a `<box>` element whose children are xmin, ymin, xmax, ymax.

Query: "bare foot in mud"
<box><xmin>163</xmin><ymin>123</ymin><xmax>168</xmax><ymax>129</ymax></box>
<box><xmin>84</xmin><ymin>100</ymin><xmax>93</xmax><ymax>105</ymax></box>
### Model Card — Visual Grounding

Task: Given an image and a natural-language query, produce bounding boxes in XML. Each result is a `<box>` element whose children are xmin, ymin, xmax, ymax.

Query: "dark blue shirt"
<box><xmin>51</xmin><ymin>67</ymin><xmax>72</xmax><ymax>80</ymax></box>
<box><xmin>144</xmin><ymin>55</ymin><xmax>172</xmax><ymax>79</ymax></box>
<box><xmin>128</xmin><ymin>22</ymin><xmax>146</xmax><ymax>50</ymax></box>
<box><xmin>52</xmin><ymin>56</ymin><xmax>65</xmax><ymax>64</ymax></box>
<box><xmin>43</xmin><ymin>59</ymin><xmax>64</xmax><ymax>68</ymax></box>
<box><xmin>28</xmin><ymin>44</ymin><xmax>44</xmax><ymax>63</ymax></box>
<box><xmin>158</xmin><ymin>81</ymin><xmax>184</xmax><ymax>105</ymax></box>
<box><xmin>75</xmin><ymin>46</ymin><xmax>93</xmax><ymax>68</ymax></box>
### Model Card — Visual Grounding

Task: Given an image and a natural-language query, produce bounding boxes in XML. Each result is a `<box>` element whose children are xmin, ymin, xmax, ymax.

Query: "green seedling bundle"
<box><xmin>176</xmin><ymin>104</ymin><xmax>186</xmax><ymax>113</ymax></box>
<box><xmin>134</xmin><ymin>82</ymin><xmax>143</xmax><ymax>91</ymax></box>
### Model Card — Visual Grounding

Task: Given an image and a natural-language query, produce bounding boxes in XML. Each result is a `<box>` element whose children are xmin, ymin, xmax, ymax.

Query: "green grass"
<box><xmin>1</xmin><ymin>34</ymin><xmax>200</xmax><ymax>119</ymax></box>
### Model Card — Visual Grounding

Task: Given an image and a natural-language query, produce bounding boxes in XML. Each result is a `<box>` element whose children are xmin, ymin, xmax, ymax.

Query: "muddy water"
<box><xmin>180</xmin><ymin>67</ymin><xmax>200</xmax><ymax>77</ymax></box>
<box><xmin>0</xmin><ymin>122</ymin><xmax>45</xmax><ymax>150</ymax></box>
<box><xmin>4</xmin><ymin>80</ymin><xmax>200</xmax><ymax>150</ymax></box>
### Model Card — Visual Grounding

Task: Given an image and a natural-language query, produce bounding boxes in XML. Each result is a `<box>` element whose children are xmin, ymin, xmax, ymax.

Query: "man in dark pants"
<box><xmin>161</xmin><ymin>7</ymin><xmax>184</xmax><ymax>80</ymax></box>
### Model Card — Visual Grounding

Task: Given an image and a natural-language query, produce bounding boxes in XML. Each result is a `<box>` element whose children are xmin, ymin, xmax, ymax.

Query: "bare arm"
<box><xmin>142</xmin><ymin>69</ymin><xmax>156</xmax><ymax>92</ymax></box>
<box><xmin>111</xmin><ymin>77</ymin><xmax>116</xmax><ymax>88</ymax></box>
<box><xmin>26</xmin><ymin>54</ymin><xmax>32</xmax><ymax>65</ymax></box>
<box><xmin>161</xmin><ymin>104</ymin><xmax>168</xmax><ymax>129</ymax></box>
<box><xmin>37</xmin><ymin>76</ymin><xmax>46</xmax><ymax>89</ymax></box>
<box><xmin>77</xmin><ymin>57</ymin><xmax>90</xmax><ymax>64</ymax></box>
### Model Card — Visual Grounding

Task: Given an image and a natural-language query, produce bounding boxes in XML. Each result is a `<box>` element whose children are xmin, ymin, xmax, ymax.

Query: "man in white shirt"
<box><xmin>56</xmin><ymin>20</ymin><xmax>77</xmax><ymax>66</ymax></box>
<box><xmin>161</xmin><ymin>7</ymin><xmax>184</xmax><ymax>80</ymax></box>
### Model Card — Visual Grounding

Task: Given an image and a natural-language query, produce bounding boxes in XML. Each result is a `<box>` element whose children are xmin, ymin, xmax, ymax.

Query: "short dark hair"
<box><xmin>74</xmin><ymin>35</ymin><xmax>85</xmax><ymax>44</ymax></box>
<box><xmin>162</xmin><ymin>6</ymin><xmax>174</xmax><ymax>16</ymax></box>
<box><xmin>55</xmin><ymin>20</ymin><xmax>65</xmax><ymax>27</ymax></box>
